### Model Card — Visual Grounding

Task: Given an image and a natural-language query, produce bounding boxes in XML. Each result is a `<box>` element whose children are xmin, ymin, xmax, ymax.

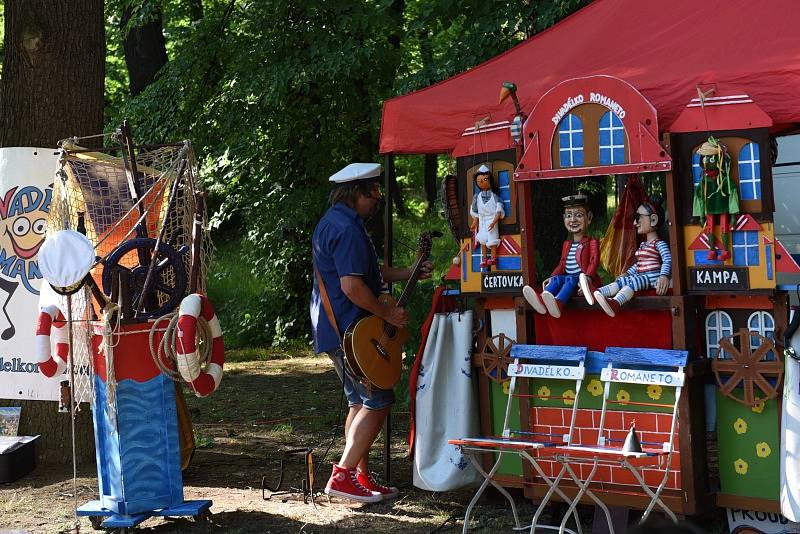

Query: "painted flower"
<box><xmin>733</xmin><ymin>418</ymin><xmax>748</xmax><ymax>435</ymax></box>
<box><xmin>647</xmin><ymin>384</ymin><xmax>663</xmax><ymax>400</ymax></box>
<box><xmin>756</xmin><ymin>442</ymin><xmax>772</xmax><ymax>458</ymax></box>
<box><xmin>751</xmin><ymin>399</ymin><xmax>765</xmax><ymax>414</ymax></box>
<box><xmin>587</xmin><ymin>379</ymin><xmax>603</xmax><ymax>397</ymax></box>
<box><xmin>537</xmin><ymin>385</ymin><xmax>551</xmax><ymax>401</ymax></box>
<box><xmin>616</xmin><ymin>389</ymin><xmax>630</xmax><ymax>405</ymax></box>
<box><xmin>734</xmin><ymin>458</ymin><xmax>748</xmax><ymax>475</ymax></box>
<box><xmin>502</xmin><ymin>380</ymin><xmax>511</xmax><ymax>395</ymax></box>
<box><xmin>563</xmin><ymin>390</ymin><xmax>576</xmax><ymax>406</ymax></box>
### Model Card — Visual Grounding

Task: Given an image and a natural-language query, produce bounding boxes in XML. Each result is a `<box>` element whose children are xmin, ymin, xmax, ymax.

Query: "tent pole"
<box><xmin>383</xmin><ymin>152</ymin><xmax>394</xmax><ymax>483</ymax></box>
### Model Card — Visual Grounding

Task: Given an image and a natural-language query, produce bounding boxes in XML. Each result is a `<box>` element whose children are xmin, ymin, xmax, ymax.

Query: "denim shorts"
<box><xmin>327</xmin><ymin>348</ymin><xmax>395</xmax><ymax>410</ymax></box>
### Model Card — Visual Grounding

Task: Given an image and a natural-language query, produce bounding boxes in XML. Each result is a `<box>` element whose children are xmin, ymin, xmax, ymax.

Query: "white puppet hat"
<box><xmin>38</xmin><ymin>230</ymin><xmax>95</xmax><ymax>289</ymax></box>
<box><xmin>329</xmin><ymin>163</ymin><xmax>382</xmax><ymax>184</ymax></box>
<box><xmin>477</xmin><ymin>164</ymin><xmax>491</xmax><ymax>174</ymax></box>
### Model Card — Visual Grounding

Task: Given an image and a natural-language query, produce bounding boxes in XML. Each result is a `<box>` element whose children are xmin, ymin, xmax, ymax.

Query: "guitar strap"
<box><xmin>315</xmin><ymin>264</ymin><xmax>375</xmax><ymax>393</ymax></box>
<box><xmin>315</xmin><ymin>268</ymin><xmax>341</xmax><ymax>342</ymax></box>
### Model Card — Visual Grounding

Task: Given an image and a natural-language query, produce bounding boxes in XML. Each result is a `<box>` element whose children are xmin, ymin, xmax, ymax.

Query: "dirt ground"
<box><xmin>1</xmin><ymin>352</ymin><xmax>559</xmax><ymax>534</ymax></box>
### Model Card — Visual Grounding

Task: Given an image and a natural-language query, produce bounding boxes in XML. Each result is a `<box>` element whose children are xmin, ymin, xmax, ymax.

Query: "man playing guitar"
<box><xmin>311</xmin><ymin>162</ymin><xmax>432</xmax><ymax>503</ymax></box>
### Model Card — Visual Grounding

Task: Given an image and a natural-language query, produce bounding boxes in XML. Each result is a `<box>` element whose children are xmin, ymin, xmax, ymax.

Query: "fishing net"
<box><xmin>46</xmin><ymin>139</ymin><xmax>212</xmax><ymax>405</ymax></box>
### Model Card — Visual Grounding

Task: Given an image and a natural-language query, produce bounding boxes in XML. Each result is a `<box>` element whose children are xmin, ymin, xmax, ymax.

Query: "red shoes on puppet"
<box><xmin>324</xmin><ymin>464</ymin><xmax>398</xmax><ymax>503</ymax></box>
<box><xmin>479</xmin><ymin>256</ymin><xmax>496</xmax><ymax>268</ymax></box>
<box><xmin>593</xmin><ymin>291</ymin><xmax>621</xmax><ymax>318</ymax></box>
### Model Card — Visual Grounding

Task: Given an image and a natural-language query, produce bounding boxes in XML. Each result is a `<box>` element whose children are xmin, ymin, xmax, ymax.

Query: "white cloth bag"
<box><xmin>413</xmin><ymin>311</ymin><xmax>480</xmax><ymax>491</ymax></box>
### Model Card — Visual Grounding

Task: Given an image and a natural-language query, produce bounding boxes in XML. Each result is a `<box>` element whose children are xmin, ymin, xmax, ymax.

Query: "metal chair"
<box><xmin>449</xmin><ymin>344</ymin><xmax>588</xmax><ymax>534</ymax></box>
<box><xmin>542</xmin><ymin>347</ymin><xmax>687</xmax><ymax>534</ymax></box>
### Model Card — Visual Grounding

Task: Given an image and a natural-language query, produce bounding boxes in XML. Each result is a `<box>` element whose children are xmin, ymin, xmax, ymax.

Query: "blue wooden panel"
<box><xmin>496</xmin><ymin>256</ymin><xmax>521</xmax><ymax>270</ymax></box>
<box><xmin>510</xmin><ymin>344</ymin><xmax>586</xmax><ymax>362</ymax></box>
<box><xmin>93</xmin><ymin>374</ymin><xmax>184</xmax><ymax>515</ymax></box>
<box><xmin>604</xmin><ymin>347</ymin><xmax>688</xmax><ymax>367</ymax></box>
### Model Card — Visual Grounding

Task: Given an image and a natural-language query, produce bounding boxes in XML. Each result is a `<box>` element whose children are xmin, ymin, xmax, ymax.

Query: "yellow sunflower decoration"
<box><xmin>538</xmin><ymin>385</ymin><xmax>551</xmax><ymax>401</ymax></box>
<box><xmin>563</xmin><ymin>390</ymin><xmax>576</xmax><ymax>406</ymax></box>
<box><xmin>502</xmin><ymin>380</ymin><xmax>511</xmax><ymax>395</ymax></box>
<box><xmin>587</xmin><ymin>379</ymin><xmax>603</xmax><ymax>397</ymax></box>
<box><xmin>751</xmin><ymin>399</ymin><xmax>765</xmax><ymax>414</ymax></box>
<box><xmin>733</xmin><ymin>418</ymin><xmax>748</xmax><ymax>435</ymax></box>
<box><xmin>647</xmin><ymin>384</ymin><xmax>662</xmax><ymax>400</ymax></box>
<box><xmin>616</xmin><ymin>389</ymin><xmax>630</xmax><ymax>405</ymax></box>
<box><xmin>756</xmin><ymin>442</ymin><xmax>771</xmax><ymax>458</ymax></box>
<box><xmin>734</xmin><ymin>458</ymin><xmax>748</xmax><ymax>475</ymax></box>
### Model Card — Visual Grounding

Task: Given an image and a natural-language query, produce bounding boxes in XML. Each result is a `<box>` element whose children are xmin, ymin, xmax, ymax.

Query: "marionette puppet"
<box><xmin>581</xmin><ymin>196</ymin><xmax>671</xmax><ymax>318</ymax></box>
<box><xmin>523</xmin><ymin>194</ymin><xmax>600</xmax><ymax>318</ymax></box>
<box><xmin>693</xmin><ymin>137</ymin><xmax>739</xmax><ymax>260</ymax></box>
<box><xmin>469</xmin><ymin>164</ymin><xmax>505</xmax><ymax>268</ymax></box>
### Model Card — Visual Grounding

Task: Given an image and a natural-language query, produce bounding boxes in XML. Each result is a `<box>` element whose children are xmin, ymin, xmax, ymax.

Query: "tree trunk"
<box><xmin>0</xmin><ymin>0</ymin><xmax>104</xmax><ymax>464</ymax></box>
<box><xmin>120</xmin><ymin>6</ymin><xmax>168</xmax><ymax>97</ymax></box>
<box><xmin>0</xmin><ymin>0</ymin><xmax>104</xmax><ymax>148</ymax></box>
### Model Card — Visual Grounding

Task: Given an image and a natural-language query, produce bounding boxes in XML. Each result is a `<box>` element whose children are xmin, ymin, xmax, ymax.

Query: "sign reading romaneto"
<box><xmin>0</xmin><ymin>148</ymin><xmax>61</xmax><ymax>401</ymax></box>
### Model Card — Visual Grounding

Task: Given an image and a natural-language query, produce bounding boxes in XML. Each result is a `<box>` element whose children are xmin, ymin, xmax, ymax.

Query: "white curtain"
<box><xmin>413</xmin><ymin>311</ymin><xmax>480</xmax><ymax>491</ymax></box>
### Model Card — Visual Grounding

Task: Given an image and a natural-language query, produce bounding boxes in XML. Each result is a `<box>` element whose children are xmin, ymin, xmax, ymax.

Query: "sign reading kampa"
<box><xmin>0</xmin><ymin>148</ymin><xmax>61</xmax><ymax>401</ymax></box>
<box><xmin>482</xmin><ymin>272</ymin><xmax>524</xmax><ymax>294</ymax></box>
<box><xmin>689</xmin><ymin>267</ymin><xmax>749</xmax><ymax>291</ymax></box>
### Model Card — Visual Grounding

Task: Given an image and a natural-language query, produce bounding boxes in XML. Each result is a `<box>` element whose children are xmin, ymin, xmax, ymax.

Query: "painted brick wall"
<box><xmin>529</xmin><ymin>406</ymin><xmax>681</xmax><ymax>490</ymax></box>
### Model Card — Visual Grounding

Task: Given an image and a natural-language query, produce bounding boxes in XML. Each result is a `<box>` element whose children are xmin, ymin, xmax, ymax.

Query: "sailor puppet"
<box><xmin>523</xmin><ymin>194</ymin><xmax>600</xmax><ymax>318</ymax></box>
<box><xmin>469</xmin><ymin>164</ymin><xmax>505</xmax><ymax>268</ymax></box>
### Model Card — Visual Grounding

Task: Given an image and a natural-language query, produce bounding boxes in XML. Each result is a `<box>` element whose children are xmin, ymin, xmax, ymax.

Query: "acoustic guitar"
<box><xmin>343</xmin><ymin>232</ymin><xmax>435</xmax><ymax>390</ymax></box>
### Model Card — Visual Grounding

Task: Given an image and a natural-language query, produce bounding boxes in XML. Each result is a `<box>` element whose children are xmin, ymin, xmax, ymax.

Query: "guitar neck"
<box><xmin>396</xmin><ymin>253</ymin><xmax>425</xmax><ymax>308</ymax></box>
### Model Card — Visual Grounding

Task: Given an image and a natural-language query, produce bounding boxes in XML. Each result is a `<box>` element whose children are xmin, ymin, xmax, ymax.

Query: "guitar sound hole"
<box><xmin>384</xmin><ymin>325</ymin><xmax>396</xmax><ymax>338</ymax></box>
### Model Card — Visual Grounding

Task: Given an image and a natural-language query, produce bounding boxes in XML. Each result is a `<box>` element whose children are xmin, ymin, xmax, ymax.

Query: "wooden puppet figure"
<box><xmin>523</xmin><ymin>194</ymin><xmax>600</xmax><ymax>318</ymax></box>
<box><xmin>581</xmin><ymin>196</ymin><xmax>671</xmax><ymax>318</ymax></box>
<box><xmin>469</xmin><ymin>164</ymin><xmax>504</xmax><ymax>268</ymax></box>
<box><xmin>693</xmin><ymin>137</ymin><xmax>739</xmax><ymax>260</ymax></box>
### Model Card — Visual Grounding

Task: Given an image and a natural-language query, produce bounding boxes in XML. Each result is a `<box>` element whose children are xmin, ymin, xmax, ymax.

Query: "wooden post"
<box><xmin>383</xmin><ymin>153</ymin><xmax>394</xmax><ymax>482</ymax></box>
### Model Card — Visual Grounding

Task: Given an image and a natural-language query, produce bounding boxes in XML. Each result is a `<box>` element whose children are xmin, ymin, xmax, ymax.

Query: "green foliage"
<box><xmin>101</xmin><ymin>0</ymin><xmax>589</xmax><ymax>345</ymax></box>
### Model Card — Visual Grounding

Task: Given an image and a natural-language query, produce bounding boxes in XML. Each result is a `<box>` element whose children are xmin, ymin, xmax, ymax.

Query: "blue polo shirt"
<box><xmin>310</xmin><ymin>202</ymin><xmax>383</xmax><ymax>354</ymax></box>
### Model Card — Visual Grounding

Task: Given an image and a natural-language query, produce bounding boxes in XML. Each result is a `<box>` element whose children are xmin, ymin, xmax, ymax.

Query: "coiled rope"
<box><xmin>149</xmin><ymin>312</ymin><xmax>213</xmax><ymax>381</ymax></box>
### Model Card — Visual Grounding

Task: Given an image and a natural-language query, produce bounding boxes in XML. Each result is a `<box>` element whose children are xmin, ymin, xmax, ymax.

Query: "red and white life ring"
<box><xmin>176</xmin><ymin>294</ymin><xmax>225</xmax><ymax>397</ymax></box>
<box><xmin>35</xmin><ymin>305</ymin><xmax>69</xmax><ymax>378</ymax></box>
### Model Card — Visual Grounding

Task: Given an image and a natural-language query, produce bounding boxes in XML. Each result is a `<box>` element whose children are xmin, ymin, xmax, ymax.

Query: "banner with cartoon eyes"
<box><xmin>0</xmin><ymin>147</ymin><xmax>62</xmax><ymax>402</ymax></box>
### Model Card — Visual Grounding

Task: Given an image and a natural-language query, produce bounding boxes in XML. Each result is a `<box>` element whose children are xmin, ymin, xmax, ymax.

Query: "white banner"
<box><xmin>0</xmin><ymin>147</ymin><xmax>61</xmax><ymax>401</ymax></box>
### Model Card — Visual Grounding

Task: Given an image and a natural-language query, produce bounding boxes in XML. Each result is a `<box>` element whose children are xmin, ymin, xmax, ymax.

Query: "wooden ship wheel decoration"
<box><xmin>478</xmin><ymin>333</ymin><xmax>514</xmax><ymax>383</ymax></box>
<box><xmin>712</xmin><ymin>328</ymin><xmax>783</xmax><ymax>407</ymax></box>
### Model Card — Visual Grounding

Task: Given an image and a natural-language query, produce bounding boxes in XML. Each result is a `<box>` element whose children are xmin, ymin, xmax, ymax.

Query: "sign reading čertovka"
<box><xmin>0</xmin><ymin>148</ymin><xmax>61</xmax><ymax>401</ymax></box>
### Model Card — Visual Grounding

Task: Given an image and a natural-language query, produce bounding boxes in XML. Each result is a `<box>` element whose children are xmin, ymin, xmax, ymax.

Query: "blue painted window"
<box><xmin>706</xmin><ymin>311</ymin><xmax>733</xmax><ymax>358</ymax></box>
<box><xmin>471</xmin><ymin>248</ymin><xmax>482</xmax><ymax>272</ymax></box>
<box><xmin>732</xmin><ymin>230</ymin><xmax>759</xmax><ymax>266</ymax></box>
<box><xmin>692</xmin><ymin>153</ymin><xmax>702</xmax><ymax>187</ymax></box>
<box><xmin>496</xmin><ymin>256</ymin><xmax>521</xmax><ymax>271</ymax></box>
<box><xmin>497</xmin><ymin>170</ymin><xmax>512</xmax><ymax>219</ymax></box>
<box><xmin>598</xmin><ymin>111</ymin><xmax>625</xmax><ymax>165</ymax></box>
<box><xmin>558</xmin><ymin>114</ymin><xmax>584</xmax><ymax>167</ymax></box>
<box><xmin>694</xmin><ymin>250</ymin><xmax>722</xmax><ymax>266</ymax></box>
<box><xmin>738</xmin><ymin>143</ymin><xmax>762</xmax><ymax>200</ymax></box>
<box><xmin>748</xmin><ymin>311</ymin><xmax>775</xmax><ymax>360</ymax></box>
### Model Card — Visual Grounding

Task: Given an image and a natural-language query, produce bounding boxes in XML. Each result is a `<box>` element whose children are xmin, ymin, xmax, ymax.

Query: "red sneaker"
<box><xmin>357</xmin><ymin>470</ymin><xmax>399</xmax><ymax>500</ymax></box>
<box><xmin>325</xmin><ymin>464</ymin><xmax>382</xmax><ymax>503</ymax></box>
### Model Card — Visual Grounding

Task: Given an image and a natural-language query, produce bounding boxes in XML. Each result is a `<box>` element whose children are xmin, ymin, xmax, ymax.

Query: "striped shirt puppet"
<box><xmin>523</xmin><ymin>194</ymin><xmax>599</xmax><ymax>319</ymax></box>
<box><xmin>589</xmin><ymin>196</ymin><xmax>672</xmax><ymax>318</ymax></box>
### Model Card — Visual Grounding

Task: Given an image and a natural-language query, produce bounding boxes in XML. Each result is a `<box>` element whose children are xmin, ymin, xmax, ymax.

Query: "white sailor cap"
<box><xmin>38</xmin><ymin>230</ymin><xmax>95</xmax><ymax>289</ymax></box>
<box><xmin>477</xmin><ymin>164</ymin><xmax>491</xmax><ymax>174</ymax></box>
<box><xmin>329</xmin><ymin>163</ymin><xmax>382</xmax><ymax>184</ymax></box>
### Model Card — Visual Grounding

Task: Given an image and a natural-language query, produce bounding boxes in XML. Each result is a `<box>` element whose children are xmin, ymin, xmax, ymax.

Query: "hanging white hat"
<box><xmin>38</xmin><ymin>230</ymin><xmax>95</xmax><ymax>291</ymax></box>
<box><xmin>329</xmin><ymin>163</ymin><xmax>382</xmax><ymax>184</ymax></box>
<box><xmin>477</xmin><ymin>164</ymin><xmax>490</xmax><ymax>174</ymax></box>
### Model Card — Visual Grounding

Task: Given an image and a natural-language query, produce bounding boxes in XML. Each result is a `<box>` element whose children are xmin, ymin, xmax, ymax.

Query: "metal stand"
<box><xmin>261</xmin><ymin>448</ymin><xmax>315</xmax><ymax>504</ymax></box>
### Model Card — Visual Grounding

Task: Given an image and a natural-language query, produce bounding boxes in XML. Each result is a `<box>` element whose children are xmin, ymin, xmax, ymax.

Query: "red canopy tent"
<box><xmin>379</xmin><ymin>0</ymin><xmax>800</xmax><ymax>155</ymax></box>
